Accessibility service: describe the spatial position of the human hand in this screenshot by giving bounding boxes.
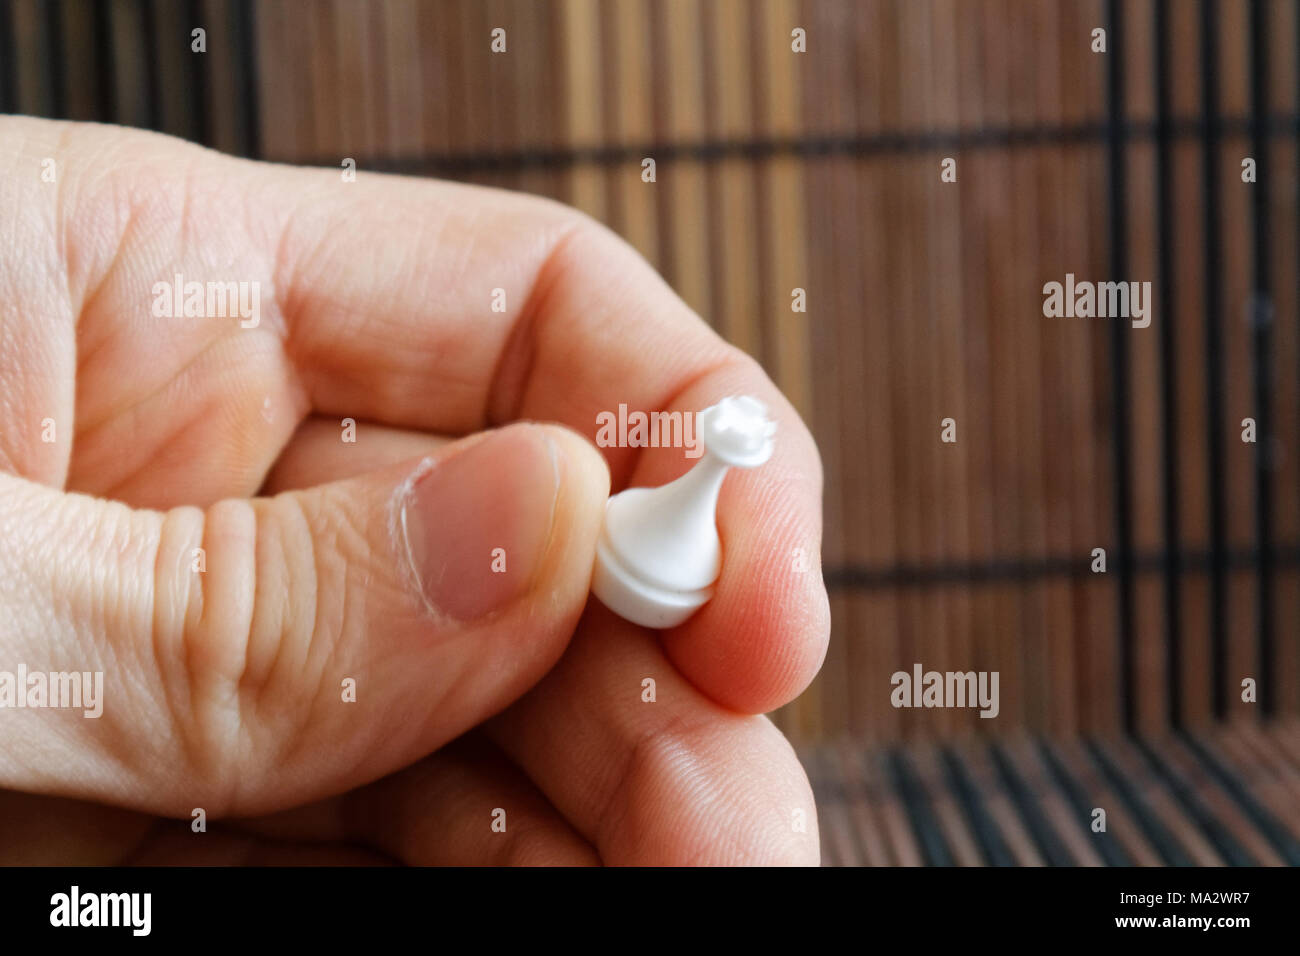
[0,117,828,865]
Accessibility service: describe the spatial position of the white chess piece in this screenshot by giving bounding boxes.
[591,395,777,628]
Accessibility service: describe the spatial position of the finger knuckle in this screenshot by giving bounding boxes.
[162,493,360,807]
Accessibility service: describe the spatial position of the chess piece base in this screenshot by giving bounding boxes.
[591,510,713,628]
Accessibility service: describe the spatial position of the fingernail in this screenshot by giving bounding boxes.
[401,427,560,621]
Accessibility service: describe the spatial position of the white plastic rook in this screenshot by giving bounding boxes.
[591,395,777,628]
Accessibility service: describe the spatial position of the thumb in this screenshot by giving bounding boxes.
[0,423,608,817]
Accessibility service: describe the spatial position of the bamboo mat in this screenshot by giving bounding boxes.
[805,717,1300,866]
[2,0,1297,746]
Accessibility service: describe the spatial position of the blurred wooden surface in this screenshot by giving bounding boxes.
[804,717,1300,865]
[4,0,1297,747]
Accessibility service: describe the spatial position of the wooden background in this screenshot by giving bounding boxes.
[3,0,1297,747]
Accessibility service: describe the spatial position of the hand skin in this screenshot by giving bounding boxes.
[0,117,829,866]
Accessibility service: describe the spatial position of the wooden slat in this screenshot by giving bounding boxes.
[1123,0,1169,736]
[909,743,985,865]
[307,0,340,158]
[952,739,1047,866]
[558,0,605,221]
[606,0,657,266]
[926,0,977,737]
[1030,0,1074,738]
[1232,721,1300,805]
[1051,738,1164,865]
[704,0,760,357]
[1156,734,1285,865]
[659,0,711,319]
[833,741,895,866]
[10,0,55,116]
[1266,0,1300,719]
[1205,725,1300,844]
[756,0,811,421]
[804,748,863,866]
[107,0,150,129]
[1266,717,1300,769]
[1096,737,1226,865]
[1001,736,1105,865]
[859,747,926,866]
